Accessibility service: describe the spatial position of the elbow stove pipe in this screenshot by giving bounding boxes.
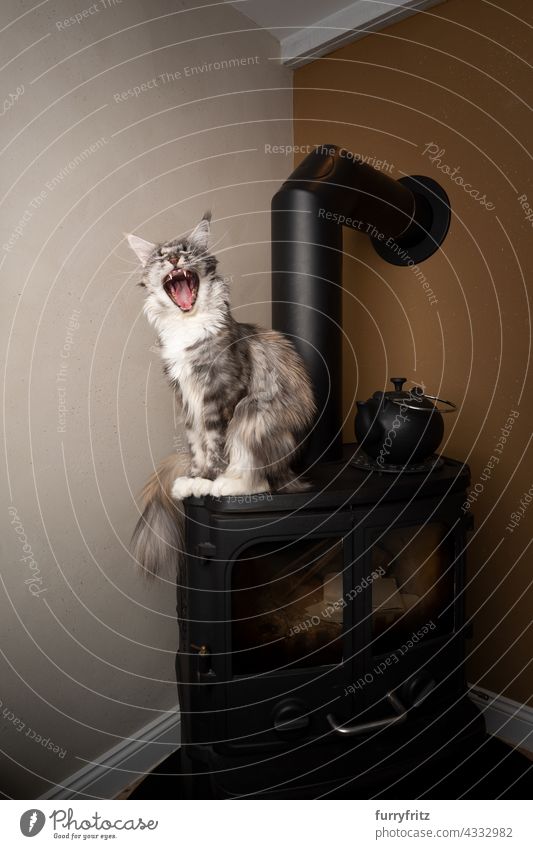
[271,144,451,465]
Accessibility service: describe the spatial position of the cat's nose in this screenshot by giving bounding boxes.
[169,255,179,266]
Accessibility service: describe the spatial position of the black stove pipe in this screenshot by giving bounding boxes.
[271,143,450,466]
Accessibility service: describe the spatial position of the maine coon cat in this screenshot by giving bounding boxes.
[127,213,315,576]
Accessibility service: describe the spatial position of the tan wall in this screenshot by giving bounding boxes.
[294,0,533,705]
[0,0,292,797]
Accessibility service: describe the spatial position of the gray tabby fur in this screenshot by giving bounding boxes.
[127,213,315,577]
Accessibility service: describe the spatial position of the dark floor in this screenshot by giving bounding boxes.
[129,736,533,800]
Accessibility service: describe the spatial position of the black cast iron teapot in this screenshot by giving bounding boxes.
[354,377,456,466]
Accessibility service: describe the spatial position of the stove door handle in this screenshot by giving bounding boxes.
[326,690,408,736]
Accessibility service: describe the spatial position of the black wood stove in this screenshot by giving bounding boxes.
[174,146,484,798]
[176,449,483,798]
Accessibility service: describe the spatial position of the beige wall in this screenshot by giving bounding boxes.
[294,0,533,705]
[0,0,292,798]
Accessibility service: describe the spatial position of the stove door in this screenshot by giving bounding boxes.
[232,535,346,675]
[215,511,359,748]
[350,497,467,724]
[369,519,456,655]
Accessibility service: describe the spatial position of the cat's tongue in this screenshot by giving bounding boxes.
[173,278,195,310]
[164,269,198,311]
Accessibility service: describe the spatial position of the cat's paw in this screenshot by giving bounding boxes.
[172,476,214,499]
[190,477,213,497]
[210,476,269,497]
[171,476,197,499]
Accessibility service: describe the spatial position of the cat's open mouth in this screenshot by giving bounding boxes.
[163,268,200,311]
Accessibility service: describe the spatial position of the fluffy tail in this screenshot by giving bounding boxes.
[131,453,189,579]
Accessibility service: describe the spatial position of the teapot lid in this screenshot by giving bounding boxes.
[384,377,434,410]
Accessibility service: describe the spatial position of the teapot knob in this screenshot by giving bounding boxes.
[391,377,407,393]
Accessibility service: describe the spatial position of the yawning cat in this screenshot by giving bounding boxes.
[127,213,315,576]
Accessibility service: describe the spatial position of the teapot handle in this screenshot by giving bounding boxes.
[423,394,457,413]
[390,394,457,413]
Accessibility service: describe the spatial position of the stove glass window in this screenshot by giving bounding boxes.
[370,522,455,656]
[232,537,344,675]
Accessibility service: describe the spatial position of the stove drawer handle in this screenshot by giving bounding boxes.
[326,690,408,736]
[327,680,436,736]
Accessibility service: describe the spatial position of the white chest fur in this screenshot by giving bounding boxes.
[158,315,211,424]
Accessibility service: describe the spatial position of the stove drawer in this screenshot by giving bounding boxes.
[223,666,345,746]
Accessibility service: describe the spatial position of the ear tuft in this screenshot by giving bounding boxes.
[188,213,211,250]
[126,233,156,266]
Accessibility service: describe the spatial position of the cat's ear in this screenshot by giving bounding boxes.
[126,233,156,265]
[188,212,211,251]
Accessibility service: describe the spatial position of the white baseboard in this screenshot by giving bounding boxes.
[469,684,533,753]
[40,707,181,800]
